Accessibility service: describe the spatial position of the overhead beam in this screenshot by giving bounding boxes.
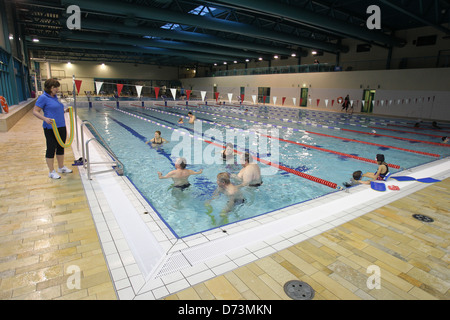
[378,0,450,35]
[79,19,308,57]
[204,0,406,47]
[61,0,347,53]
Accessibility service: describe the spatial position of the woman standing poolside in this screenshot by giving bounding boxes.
[32,79,72,179]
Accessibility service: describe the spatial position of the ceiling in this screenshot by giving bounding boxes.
[11,0,450,67]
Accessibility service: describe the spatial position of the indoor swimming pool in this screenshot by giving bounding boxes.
[76,101,450,239]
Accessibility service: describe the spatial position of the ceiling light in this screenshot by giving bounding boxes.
[312,50,317,55]
[274,55,279,59]
[214,63,217,66]
[32,38,39,42]
[258,57,263,61]
[9,34,13,40]
[245,59,250,62]
[291,53,296,57]
[233,61,237,64]
[223,62,227,65]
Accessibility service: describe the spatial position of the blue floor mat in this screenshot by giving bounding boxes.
[416,177,441,183]
[390,176,416,181]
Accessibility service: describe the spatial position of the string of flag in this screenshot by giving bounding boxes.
[73,80,436,107]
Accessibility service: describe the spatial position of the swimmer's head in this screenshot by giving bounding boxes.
[175,157,187,169]
[217,172,230,185]
[442,136,448,143]
[352,170,362,181]
[155,130,161,137]
[240,152,253,165]
[226,142,233,149]
[376,154,385,163]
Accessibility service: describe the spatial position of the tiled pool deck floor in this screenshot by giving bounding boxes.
[1,109,449,300]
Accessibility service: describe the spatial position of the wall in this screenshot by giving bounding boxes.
[40,61,179,95]
[180,68,450,121]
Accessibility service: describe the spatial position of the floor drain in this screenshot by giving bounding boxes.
[283,280,315,300]
[412,214,434,223]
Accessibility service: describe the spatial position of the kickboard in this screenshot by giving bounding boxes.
[371,181,386,192]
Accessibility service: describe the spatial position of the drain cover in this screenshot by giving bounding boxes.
[412,214,434,223]
[284,280,315,300]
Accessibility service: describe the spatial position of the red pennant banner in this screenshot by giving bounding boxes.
[215,92,220,102]
[74,80,82,94]
[116,84,123,96]
[154,87,160,99]
[300,98,303,106]
[240,94,245,102]
[282,97,286,105]
[186,90,191,100]
[331,99,334,107]
[317,99,320,106]
[263,96,267,104]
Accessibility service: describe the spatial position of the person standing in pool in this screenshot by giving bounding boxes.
[157,157,202,190]
[362,154,389,181]
[207,172,245,215]
[187,112,196,123]
[145,130,168,145]
[232,152,262,187]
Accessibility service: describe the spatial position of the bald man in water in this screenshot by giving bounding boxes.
[157,157,202,190]
[232,152,262,188]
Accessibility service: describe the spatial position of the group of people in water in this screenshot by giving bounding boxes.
[157,152,262,215]
[146,112,262,215]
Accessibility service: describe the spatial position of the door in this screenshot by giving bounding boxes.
[362,89,376,113]
[258,87,270,104]
[300,88,308,107]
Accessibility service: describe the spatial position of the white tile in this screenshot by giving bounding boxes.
[211,260,238,276]
[233,253,258,267]
[186,269,215,286]
[166,278,190,295]
[106,253,123,270]
[115,278,131,291]
[117,287,135,300]
[151,286,169,300]
[125,264,142,277]
[110,267,128,281]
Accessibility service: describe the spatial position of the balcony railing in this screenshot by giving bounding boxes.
[208,55,450,78]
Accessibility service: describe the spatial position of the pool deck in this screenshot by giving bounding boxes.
[0,108,449,300]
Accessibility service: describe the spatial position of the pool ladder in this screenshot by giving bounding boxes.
[80,120,124,180]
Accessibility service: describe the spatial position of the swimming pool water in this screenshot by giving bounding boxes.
[77,101,450,237]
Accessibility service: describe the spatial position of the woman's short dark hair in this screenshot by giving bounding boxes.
[44,79,60,94]
[376,154,385,163]
[353,170,362,180]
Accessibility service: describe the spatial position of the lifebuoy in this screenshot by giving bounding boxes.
[336,96,344,104]
[0,96,9,113]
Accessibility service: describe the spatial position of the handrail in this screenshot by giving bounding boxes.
[80,120,124,179]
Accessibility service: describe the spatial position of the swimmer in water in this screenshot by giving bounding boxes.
[207,172,245,216]
[187,112,196,124]
[145,130,168,145]
[157,157,202,191]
